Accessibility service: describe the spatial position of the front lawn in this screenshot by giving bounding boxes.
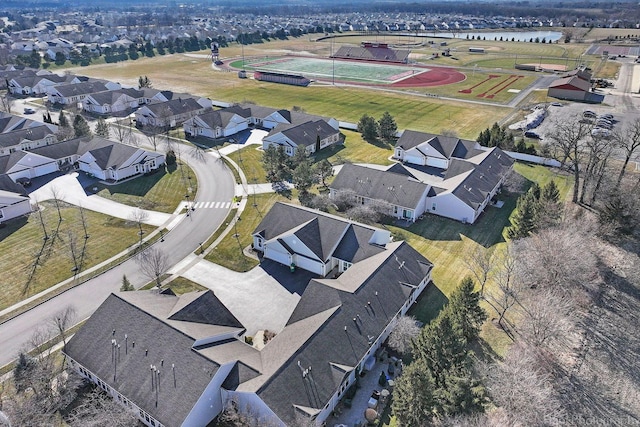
[91,162,197,213]
[0,202,154,311]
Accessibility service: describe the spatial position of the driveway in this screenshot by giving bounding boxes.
[29,172,174,228]
[178,258,316,335]
[219,128,268,155]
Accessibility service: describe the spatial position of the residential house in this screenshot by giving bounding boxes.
[47,80,120,106]
[182,105,251,139]
[0,173,31,224]
[329,163,431,222]
[0,125,58,156]
[0,112,58,135]
[8,73,80,96]
[0,136,165,182]
[134,98,209,128]
[252,202,392,276]
[330,131,514,224]
[262,119,342,156]
[64,202,434,427]
[82,88,145,115]
[393,130,481,168]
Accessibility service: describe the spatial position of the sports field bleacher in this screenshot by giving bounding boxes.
[332,42,410,63]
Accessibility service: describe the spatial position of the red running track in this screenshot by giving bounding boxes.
[391,67,466,88]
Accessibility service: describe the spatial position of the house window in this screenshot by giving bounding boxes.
[340,260,352,272]
[432,203,436,211]
[393,206,399,215]
[0,210,4,219]
[285,147,293,155]
[355,196,365,205]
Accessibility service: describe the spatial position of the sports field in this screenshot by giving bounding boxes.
[236,56,466,86]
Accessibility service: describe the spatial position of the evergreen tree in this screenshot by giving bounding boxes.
[120,274,134,291]
[58,110,69,128]
[292,150,316,195]
[357,114,378,142]
[73,114,92,138]
[262,144,289,184]
[392,359,436,427]
[412,310,468,388]
[529,182,541,200]
[434,365,485,417]
[313,159,334,187]
[95,117,109,138]
[540,180,560,204]
[378,111,398,144]
[507,189,537,239]
[138,75,153,88]
[448,277,487,342]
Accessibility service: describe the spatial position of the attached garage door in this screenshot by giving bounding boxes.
[32,162,58,178]
[265,245,291,266]
[294,254,324,275]
[404,154,425,166]
[426,157,448,169]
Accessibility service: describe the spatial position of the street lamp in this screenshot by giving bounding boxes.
[233,217,241,238]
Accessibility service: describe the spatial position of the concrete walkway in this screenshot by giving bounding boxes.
[29,172,174,228]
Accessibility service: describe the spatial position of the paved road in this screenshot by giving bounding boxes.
[0,147,235,367]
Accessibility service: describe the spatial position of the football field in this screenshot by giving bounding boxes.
[242,56,426,84]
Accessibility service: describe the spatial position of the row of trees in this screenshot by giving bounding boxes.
[392,277,487,425]
[357,111,398,145]
[477,122,537,154]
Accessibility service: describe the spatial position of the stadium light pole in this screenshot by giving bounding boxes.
[331,36,335,85]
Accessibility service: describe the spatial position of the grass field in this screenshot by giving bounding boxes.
[68,53,509,140]
[92,162,197,213]
[238,56,424,84]
[0,202,153,311]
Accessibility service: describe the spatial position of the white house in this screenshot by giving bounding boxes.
[47,81,120,106]
[82,88,144,115]
[0,150,59,181]
[262,119,341,156]
[0,126,58,156]
[329,163,432,222]
[393,130,478,169]
[182,106,250,139]
[0,174,31,224]
[135,98,209,128]
[75,136,166,181]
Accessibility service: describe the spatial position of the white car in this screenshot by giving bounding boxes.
[592,127,611,137]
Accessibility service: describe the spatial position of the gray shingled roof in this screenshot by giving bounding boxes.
[0,125,54,148]
[256,241,433,426]
[87,88,143,105]
[145,98,204,116]
[330,163,429,209]
[78,136,140,170]
[396,130,479,160]
[253,202,384,263]
[276,120,338,148]
[52,81,109,97]
[0,173,27,195]
[64,293,223,427]
[450,147,514,210]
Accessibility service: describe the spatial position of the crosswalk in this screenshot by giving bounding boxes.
[191,201,233,209]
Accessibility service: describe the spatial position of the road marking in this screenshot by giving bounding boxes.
[191,201,233,208]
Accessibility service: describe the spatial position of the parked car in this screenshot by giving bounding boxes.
[551,102,563,107]
[583,110,597,118]
[599,114,614,121]
[524,131,542,139]
[23,107,35,114]
[592,127,611,137]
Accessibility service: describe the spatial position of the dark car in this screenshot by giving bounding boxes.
[524,131,541,139]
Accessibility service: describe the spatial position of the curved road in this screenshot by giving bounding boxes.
[0,147,235,367]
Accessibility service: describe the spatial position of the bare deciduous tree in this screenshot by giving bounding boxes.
[49,185,65,224]
[51,305,77,350]
[613,118,640,187]
[136,246,169,286]
[388,315,421,355]
[462,246,496,297]
[128,208,149,246]
[546,115,590,203]
[0,91,14,113]
[64,387,138,427]
[516,288,574,348]
[110,121,135,146]
[486,245,523,331]
[482,343,566,426]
